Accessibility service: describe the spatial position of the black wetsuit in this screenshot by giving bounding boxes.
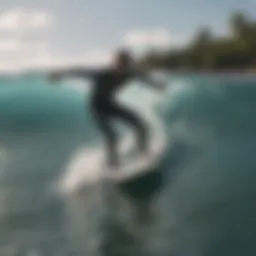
[89,69,149,167]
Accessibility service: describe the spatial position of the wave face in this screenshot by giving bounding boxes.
[0,73,255,255]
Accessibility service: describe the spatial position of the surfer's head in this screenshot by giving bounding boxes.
[113,49,133,71]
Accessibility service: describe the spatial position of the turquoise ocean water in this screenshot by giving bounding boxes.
[0,73,256,255]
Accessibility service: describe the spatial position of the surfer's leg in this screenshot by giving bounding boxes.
[111,103,149,154]
[92,109,119,168]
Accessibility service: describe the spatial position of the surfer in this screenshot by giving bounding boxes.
[49,49,165,168]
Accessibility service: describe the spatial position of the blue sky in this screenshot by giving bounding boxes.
[0,0,255,71]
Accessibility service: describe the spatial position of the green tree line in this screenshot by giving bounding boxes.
[140,12,256,71]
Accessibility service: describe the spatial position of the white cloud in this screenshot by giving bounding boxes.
[0,46,114,73]
[0,39,21,52]
[122,28,190,49]
[0,38,49,54]
[0,9,53,31]
[122,28,171,47]
[28,49,113,70]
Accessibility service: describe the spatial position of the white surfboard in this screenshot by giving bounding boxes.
[59,109,167,194]
[105,124,167,183]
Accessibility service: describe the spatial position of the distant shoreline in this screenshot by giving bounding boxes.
[159,68,256,76]
[0,68,256,78]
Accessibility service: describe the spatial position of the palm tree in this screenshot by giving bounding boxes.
[230,12,251,38]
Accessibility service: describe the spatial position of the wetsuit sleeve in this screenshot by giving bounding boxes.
[48,68,100,82]
[63,68,97,78]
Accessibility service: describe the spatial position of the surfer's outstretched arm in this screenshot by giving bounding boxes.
[48,68,97,82]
